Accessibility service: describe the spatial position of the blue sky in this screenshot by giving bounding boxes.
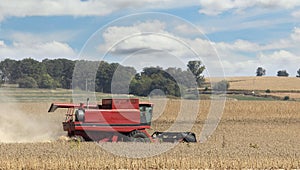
[0,0,300,76]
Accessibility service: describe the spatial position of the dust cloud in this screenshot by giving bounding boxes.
[0,96,63,143]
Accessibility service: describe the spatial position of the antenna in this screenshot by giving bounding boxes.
[87,98,89,109]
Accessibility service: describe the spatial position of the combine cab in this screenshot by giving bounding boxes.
[48,98,196,142]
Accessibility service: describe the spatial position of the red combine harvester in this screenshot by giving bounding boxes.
[48,98,196,142]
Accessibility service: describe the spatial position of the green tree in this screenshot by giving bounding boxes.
[0,59,18,83]
[95,61,137,93]
[110,65,136,94]
[166,67,197,88]
[19,58,47,80]
[212,80,229,92]
[95,61,116,93]
[129,74,152,96]
[297,68,300,77]
[73,60,98,91]
[256,67,266,76]
[187,60,205,87]
[38,73,56,89]
[17,76,38,88]
[129,67,180,97]
[277,70,289,77]
[43,59,75,88]
[0,70,3,86]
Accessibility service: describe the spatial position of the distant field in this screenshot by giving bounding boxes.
[0,87,72,102]
[208,76,300,91]
[265,92,300,99]
[206,76,300,101]
[0,86,137,103]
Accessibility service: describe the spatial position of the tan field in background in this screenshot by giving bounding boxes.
[0,99,300,169]
[208,76,300,91]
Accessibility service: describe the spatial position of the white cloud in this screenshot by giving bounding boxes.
[199,0,300,15]
[98,20,228,76]
[291,27,300,42]
[185,38,217,57]
[262,27,300,51]
[101,20,215,59]
[217,39,260,52]
[0,40,5,47]
[195,27,300,76]
[259,50,300,65]
[211,27,300,54]
[209,48,300,76]
[258,50,300,76]
[292,10,300,18]
[174,23,207,35]
[211,32,300,76]
[101,20,169,52]
[0,0,111,21]
[0,0,199,22]
[0,40,76,60]
[102,20,166,47]
[0,30,78,60]
[101,20,220,58]
[221,59,259,76]
[199,0,242,16]
[93,20,300,76]
[5,31,79,44]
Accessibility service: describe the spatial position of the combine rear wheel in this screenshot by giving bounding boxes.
[71,135,85,142]
[129,130,150,142]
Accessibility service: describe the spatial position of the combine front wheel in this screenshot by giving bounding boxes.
[129,130,150,142]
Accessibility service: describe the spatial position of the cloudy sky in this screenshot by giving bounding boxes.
[0,0,300,76]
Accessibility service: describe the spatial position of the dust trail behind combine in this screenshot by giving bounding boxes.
[0,95,63,143]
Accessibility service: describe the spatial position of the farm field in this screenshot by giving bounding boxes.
[1,77,300,169]
[0,97,300,169]
[207,76,300,101]
[0,85,114,103]
[221,76,300,91]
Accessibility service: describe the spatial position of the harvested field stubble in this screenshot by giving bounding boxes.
[0,100,300,169]
[213,76,300,91]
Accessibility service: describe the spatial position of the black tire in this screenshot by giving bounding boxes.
[128,130,151,142]
[183,133,197,142]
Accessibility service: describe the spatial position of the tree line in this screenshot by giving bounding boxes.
[256,67,300,77]
[0,58,205,97]
[0,58,74,89]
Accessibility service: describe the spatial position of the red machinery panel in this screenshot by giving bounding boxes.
[102,98,139,110]
[84,109,141,124]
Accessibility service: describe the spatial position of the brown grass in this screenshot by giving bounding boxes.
[0,99,300,169]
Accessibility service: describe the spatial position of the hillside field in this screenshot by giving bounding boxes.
[207,76,300,101]
[208,76,300,91]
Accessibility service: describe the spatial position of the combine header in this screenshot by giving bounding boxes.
[48,98,196,142]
